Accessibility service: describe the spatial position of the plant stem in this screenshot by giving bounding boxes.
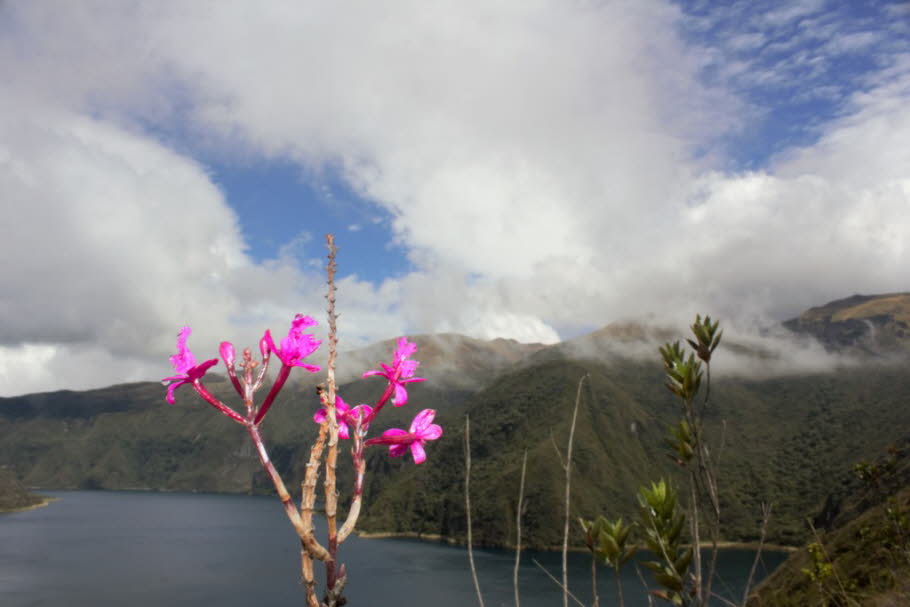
[465,414,485,607]
[338,413,366,543]
[245,423,329,561]
[514,449,527,607]
[299,410,331,563]
[253,363,291,425]
[323,234,341,601]
[531,559,587,607]
[562,374,586,607]
[615,566,625,607]
[191,381,245,424]
[690,470,703,605]
[590,556,599,607]
[740,502,772,606]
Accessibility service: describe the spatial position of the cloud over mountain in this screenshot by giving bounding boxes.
[0,1,907,395]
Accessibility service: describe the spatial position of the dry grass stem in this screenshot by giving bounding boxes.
[531,559,587,607]
[740,502,773,606]
[562,374,587,607]
[465,414,485,607]
[514,449,528,607]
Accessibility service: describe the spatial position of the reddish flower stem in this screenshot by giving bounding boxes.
[191,381,245,424]
[224,364,245,399]
[253,364,291,425]
[338,414,367,543]
[363,381,395,424]
[365,432,416,446]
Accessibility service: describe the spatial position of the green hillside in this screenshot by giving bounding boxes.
[357,354,910,549]
[750,439,910,606]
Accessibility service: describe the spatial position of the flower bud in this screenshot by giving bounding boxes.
[219,341,236,368]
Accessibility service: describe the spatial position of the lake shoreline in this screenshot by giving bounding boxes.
[356,530,798,553]
[0,495,57,514]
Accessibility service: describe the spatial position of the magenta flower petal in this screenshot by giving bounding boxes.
[393,384,408,407]
[363,337,425,410]
[382,427,410,458]
[394,337,418,362]
[389,443,409,458]
[410,441,427,464]
[336,423,351,440]
[165,380,182,405]
[314,396,352,439]
[350,404,373,421]
[420,424,443,441]
[168,327,197,374]
[162,328,218,404]
[409,409,436,433]
[267,315,322,370]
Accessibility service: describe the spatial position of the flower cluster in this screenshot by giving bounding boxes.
[161,319,441,465]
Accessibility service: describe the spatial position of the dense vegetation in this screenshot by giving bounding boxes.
[0,466,47,512]
[751,439,910,605]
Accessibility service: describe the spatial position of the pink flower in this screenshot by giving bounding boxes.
[366,409,442,464]
[363,337,425,407]
[313,395,373,439]
[263,314,321,371]
[162,327,218,404]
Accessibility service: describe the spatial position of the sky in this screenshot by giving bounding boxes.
[0,0,908,396]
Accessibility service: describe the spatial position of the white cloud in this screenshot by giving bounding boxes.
[0,1,908,394]
[0,97,401,395]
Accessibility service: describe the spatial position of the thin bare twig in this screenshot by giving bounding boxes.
[690,469,703,604]
[740,502,773,606]
[635,564,656,607]
[709,592,740,607]
[465,415,485,607]
[550,432,566,470]
[591,556,600,607]
[531,559,587,607]
[514,449,528,607]
[562,374,587,607]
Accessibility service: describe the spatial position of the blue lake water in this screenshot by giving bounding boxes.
[0,491,786,606]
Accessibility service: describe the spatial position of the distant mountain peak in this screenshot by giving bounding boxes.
[784,292,910,354]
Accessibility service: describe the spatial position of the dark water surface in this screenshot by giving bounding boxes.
[1,491,786,606]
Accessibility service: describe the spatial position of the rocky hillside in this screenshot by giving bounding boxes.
[784,293,910,354]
